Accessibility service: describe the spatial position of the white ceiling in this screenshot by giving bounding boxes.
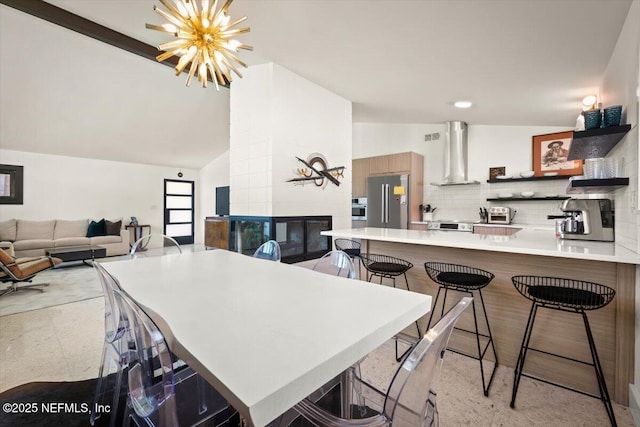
[0,0,633,168]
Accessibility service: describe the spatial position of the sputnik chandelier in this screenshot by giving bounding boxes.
[146,0,252,89]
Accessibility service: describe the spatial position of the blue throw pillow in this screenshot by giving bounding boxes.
[86,219,106,237]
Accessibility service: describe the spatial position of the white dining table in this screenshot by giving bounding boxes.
[101,249,431,427]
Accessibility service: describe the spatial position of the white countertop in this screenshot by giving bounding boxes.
[323,227,640,264]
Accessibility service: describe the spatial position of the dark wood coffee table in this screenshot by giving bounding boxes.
[45,245,107,266]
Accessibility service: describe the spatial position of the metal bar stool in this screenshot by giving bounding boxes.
[360,253,420,361]
[334,238,361,278]
[510,276,616,426]
[424,262,498,396]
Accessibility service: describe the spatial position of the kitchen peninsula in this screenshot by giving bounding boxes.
[322,227,640,404]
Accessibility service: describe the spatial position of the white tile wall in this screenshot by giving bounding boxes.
[425,179,573,226]
[608,127,639,253]
[230,63,353,228]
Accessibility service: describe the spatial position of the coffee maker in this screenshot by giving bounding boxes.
[559,198,614,242]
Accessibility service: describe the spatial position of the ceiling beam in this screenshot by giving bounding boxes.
[0,0,226,86]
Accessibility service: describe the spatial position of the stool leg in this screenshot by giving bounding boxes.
[472,292,498,396]
[426,287,444,330]
[511,302,538,408]
[440,287,450,320]
[395,273,422,362]
[582,311,617,426]
[477,290,498,396]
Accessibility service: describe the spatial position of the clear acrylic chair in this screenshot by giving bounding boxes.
[252,240,281,262]
[312,250,357,278]
[113,288,236,427]
[334,238,362,277]
[283,297,473,427]
[129,234,182,259]
[90,262,131,427]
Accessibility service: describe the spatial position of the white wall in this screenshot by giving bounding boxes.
[601,0,640,255]
[230,63,352,229]
[196,150,230,243]
[353,123,572,225]
[0,149,197,245]
[599,0,640,422]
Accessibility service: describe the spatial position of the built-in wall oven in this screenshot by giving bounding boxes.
[352,197,367,220]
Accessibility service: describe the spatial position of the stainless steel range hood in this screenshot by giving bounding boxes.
[430,121,480,186]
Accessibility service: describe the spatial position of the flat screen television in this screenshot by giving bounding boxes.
[215,186,230,216]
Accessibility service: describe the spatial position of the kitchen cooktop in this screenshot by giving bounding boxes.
[427,219,479,232]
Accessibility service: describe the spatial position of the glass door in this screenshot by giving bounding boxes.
[164,179,194,245]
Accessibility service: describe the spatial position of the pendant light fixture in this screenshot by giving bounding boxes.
[146,0,253,89]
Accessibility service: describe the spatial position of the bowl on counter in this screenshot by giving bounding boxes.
[497,192,513,199]
[520,171,535,178]
[496,175,510,180]
[520,191,535,198]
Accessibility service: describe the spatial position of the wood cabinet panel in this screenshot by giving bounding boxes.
[368,155,389,175]
[351,158,370,197]
[388,152,411,173]
[205,218,229,249]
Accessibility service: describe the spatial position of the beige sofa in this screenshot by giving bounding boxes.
[0,219,129,258]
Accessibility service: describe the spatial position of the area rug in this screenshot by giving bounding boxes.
[0,264,102,317]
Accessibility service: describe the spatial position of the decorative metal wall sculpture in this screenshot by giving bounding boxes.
[288,153,345,188]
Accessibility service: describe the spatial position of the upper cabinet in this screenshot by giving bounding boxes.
[368,152,413,176]
[352,158,370,197]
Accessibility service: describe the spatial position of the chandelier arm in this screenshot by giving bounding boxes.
[222,16,247,30]
[185,55,200,86]
[206,61,221,90]
[182,0,198,21]
[207,0,219,21]
[220,0,234,14]
[159,0,187,22]
[218,48,247,68]
[153,6,185,28]
[219,27,250,37]
[217,52,243,78]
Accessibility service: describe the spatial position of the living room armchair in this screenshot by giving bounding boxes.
[0,248,62,297]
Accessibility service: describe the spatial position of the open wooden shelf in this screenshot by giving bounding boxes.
[566,177,629,194]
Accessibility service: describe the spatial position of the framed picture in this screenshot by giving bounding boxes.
[532,131,583,177]
[0,164,24,205]
[489,166,506,180]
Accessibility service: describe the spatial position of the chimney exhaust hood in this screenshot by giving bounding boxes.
[430,121,480,186]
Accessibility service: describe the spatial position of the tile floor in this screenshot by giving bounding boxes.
[0,252,636,426]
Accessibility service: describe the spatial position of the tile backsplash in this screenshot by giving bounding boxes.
[424,179,588,227]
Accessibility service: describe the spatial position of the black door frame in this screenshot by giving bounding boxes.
[163,179,195,245]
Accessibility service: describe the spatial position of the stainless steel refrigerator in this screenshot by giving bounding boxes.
[366,175,409,229]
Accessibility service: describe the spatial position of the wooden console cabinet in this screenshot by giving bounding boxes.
[204,217,229,249]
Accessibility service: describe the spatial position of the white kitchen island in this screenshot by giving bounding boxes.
[322,226,640,405]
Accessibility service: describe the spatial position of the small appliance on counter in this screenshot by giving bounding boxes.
[487,207,517,225]
[558,198,614,242]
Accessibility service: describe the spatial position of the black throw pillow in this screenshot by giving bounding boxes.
[105,219,122,236]
[86,219,106,237]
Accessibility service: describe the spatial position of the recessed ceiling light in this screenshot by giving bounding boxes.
[454,101,473,109]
